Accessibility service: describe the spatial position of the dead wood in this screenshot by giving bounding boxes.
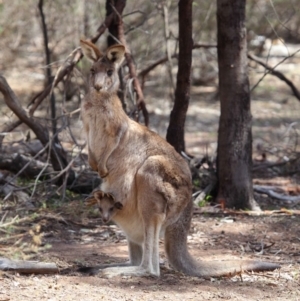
[2,140,44,157]
[253,185,300,204]
[0,120,22,148]
[0,153,52,179]
[0,152,101,194]
[0,257,58,274]
[0,75,73,185]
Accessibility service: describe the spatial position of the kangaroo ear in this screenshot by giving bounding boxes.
[85,196,97,207]
[106,44,125,67]
[80,39,102,62]
[114,202,123,210]
[93,190,104,200]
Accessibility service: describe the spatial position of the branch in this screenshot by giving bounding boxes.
[0,76,73,183]
[138,54,178,88]
[0,120,22,148]
[254,185,300,204]
[248,53,300,101]
[138,44,216,85]
[193,43,217,49]
[28,47,82,115]
[27,11,116,113]
[0,257,58,274]
[113,1,149,126]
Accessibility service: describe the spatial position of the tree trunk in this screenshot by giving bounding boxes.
[166,0,193,154]
[216,0,260,210]
[106,0,118,47]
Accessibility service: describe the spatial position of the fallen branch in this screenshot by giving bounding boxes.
[0,120,22,148]
[254,185,300,203]
[0,151,100,194]
[0,215,33,228]
[193,207,300,216]
[0,257,58,274]
[0,76,72,185]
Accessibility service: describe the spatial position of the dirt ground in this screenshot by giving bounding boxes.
[1,198,300,301]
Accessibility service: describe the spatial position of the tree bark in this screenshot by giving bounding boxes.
[166,0,193,154]
[216,0,259,210]
[38,0,58,141]
[106,0,122,47]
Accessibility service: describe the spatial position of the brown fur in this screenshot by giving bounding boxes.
[79,39,280,278]
[85,190,123,224]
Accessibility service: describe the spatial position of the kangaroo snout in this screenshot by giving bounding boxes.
[94,83,103,91]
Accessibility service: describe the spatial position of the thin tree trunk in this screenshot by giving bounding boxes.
[38,0,57,141]
[216,0,260,210]
[166,0,193,153]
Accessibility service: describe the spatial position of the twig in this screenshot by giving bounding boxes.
[0,76,72,183]
[138,44,216,86]
[0,142,50,194]
[248,51,300,100]
[0,215,32,228]
[27,11,116,113]
[0,120,22,148]
[28,47,82,115]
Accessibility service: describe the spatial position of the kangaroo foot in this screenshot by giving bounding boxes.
[100,266,158,278]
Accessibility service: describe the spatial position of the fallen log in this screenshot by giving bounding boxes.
[254,185,300,204]
[0,257,59,274]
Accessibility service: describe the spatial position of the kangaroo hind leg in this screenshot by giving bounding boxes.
[100,162,166,278]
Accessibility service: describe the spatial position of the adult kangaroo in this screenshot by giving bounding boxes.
[79,39,280,278]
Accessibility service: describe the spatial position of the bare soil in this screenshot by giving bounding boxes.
[1,201,300,301]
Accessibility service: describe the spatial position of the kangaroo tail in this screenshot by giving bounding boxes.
[164,202,280,277]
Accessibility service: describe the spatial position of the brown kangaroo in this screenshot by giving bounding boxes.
[79,39,280,278]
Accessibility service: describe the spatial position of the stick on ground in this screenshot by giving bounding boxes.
[0,257,59,274]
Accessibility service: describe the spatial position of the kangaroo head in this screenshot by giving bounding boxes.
[92,191,123,224]
[80,39,125,94]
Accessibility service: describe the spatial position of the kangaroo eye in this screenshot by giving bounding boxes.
[107,69,113,76]
[109,207,114,212]
[90,68,96,75]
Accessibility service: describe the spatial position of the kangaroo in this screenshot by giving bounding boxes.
[79,39,280,278]
[85,190,123,223]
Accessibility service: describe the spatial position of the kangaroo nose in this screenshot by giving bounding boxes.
[94,83,102,91]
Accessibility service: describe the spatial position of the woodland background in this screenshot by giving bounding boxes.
[0,1,300,300]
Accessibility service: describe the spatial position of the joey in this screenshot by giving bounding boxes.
[85,191,123,223]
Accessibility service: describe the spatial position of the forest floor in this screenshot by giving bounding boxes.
[0,204,299,301]
[1,55,300,300]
